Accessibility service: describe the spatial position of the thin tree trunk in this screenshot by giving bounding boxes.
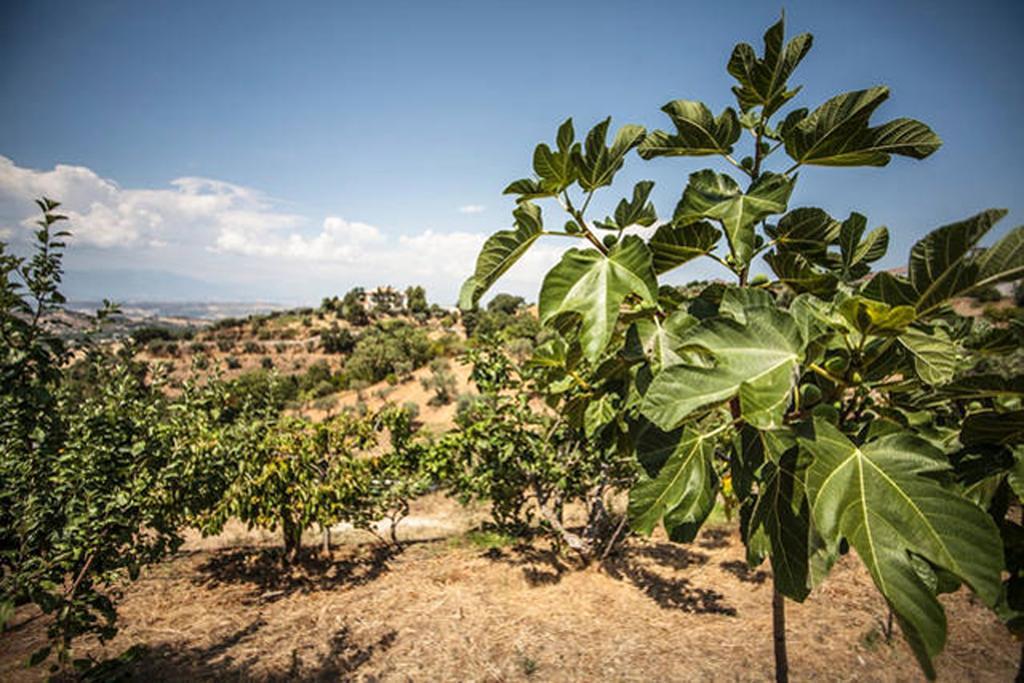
[772,587,789,683]
[282,517,301,565]
[533,483,591,558]
[321,525,331,556]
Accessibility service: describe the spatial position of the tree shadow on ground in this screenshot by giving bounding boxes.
[100,619,396,682]
[697,526,732,549]
[482,542,571,587]
[192,543,397,603]
[479,534,736,615]
[603,541,737,616]
[719,559,769,585]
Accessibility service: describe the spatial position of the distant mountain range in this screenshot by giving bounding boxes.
[63,268,250,302]
[65,300,292,321]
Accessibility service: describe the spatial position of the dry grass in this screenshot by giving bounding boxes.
[1,495,1016,682]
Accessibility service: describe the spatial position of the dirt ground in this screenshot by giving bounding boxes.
[0,493,1017,682]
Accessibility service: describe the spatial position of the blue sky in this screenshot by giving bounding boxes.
[1,0,1021,304]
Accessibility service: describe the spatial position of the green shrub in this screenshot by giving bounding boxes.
[343,320,432,385]
[320,324,357,354]
[421,358,458,406]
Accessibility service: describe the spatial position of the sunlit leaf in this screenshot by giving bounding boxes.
[803,420,1003,677]
[539,235,657,360]
[899,327,957,386]
[459,202,544,309]
[572,118,646,192]
[727,14,813,117]
[596,181,658,231]
[784,87,940,167]
[638,100,741,158]
[674,170,793,267]
[641,306,804,430]
[648,221,722,274]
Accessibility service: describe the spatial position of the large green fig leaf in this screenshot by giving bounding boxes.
[976,225,1024,287]
[718,287,775,323]
[765,251,838,297]
[784,87,941,167]
[839,212,889,279]
[502,177,554,202]
[961,411,1024,447]
[572,118,646,192]
[802,420,1003,677]
[539,235,657,361]
[674,170,794,267]
[504,119,580,201]
[837,297,916,337]
[637,100,741,158]
[727,15,813,117]
[863,210,1022,315]
[909,209,1008,314]
[641,306,804,430]
[629,425,718,542]
[747,447,812,601]
[532,117,579,194]
[459,202,543,309]
[595,181,657,231]
[899,327,957,386]
[765,207,840,263]
[625,311,699,371]
[648,221,722,274]
[861,271,919,307]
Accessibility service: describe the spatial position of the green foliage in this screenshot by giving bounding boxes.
[340,287,370,326]
[0,201,232,666]
[320,323,357,354]
[205,404,428,558]
[342,319,432,386]
[457,14,1020,679]
[420,358,458,406]
[130,325,191,346]
[405,285,428,315]
[487,293,526,315]
[427,344,636,558]
[971,284,1003,303]
[467,293,542,347]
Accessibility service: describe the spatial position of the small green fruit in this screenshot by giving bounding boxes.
[800,384,822,406]
[812,404,839,424]
[824,355,849,374]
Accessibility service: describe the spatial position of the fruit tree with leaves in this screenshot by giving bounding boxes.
[459,15,1023,681]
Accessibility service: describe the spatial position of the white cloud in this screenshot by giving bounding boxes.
[213,215,384,261]
[457,204,486,214]
[0,155,569,303]
[0,155,303,249]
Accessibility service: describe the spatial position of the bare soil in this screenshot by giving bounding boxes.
[1,494,1016,682]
